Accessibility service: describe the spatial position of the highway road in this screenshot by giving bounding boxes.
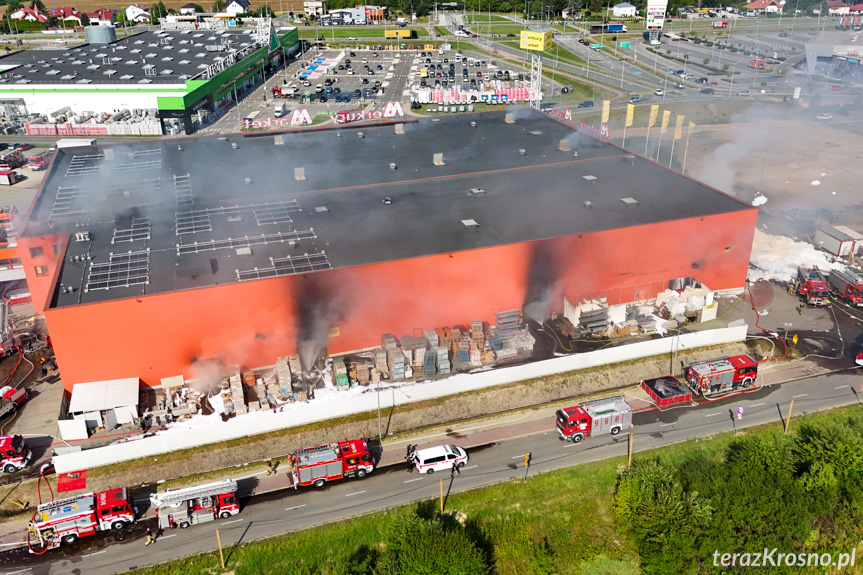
[2,369,861,575]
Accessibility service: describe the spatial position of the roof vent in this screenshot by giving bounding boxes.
[469,188,485,196]
[583,201,592,209]
[518,148,526,156]
[433,153,444,166]
[358,131,364,138]
[294,167,305,181]
[621,197,638,205]
[583,175,597,182]
[245,177,252,184]
[231,142,238,149]
[461,219,479,228]
[558,139,570,151]
[315,206,329,213]
[75,231,90,242]
[470,121,477,127]
[505,112,515,124]
[389,162,397,170]
[394,123,404,134]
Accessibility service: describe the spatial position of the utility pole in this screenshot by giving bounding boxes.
[627,433,633,467]
[784,400,794,433]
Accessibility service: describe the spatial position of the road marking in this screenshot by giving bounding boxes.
[793,394,808,398]
[511,455,525,459]
[6,569,31,574]
[404,477,422,483]
[346,490,366,497]
[83,550,106,558]
[238,471,268,479]
[835,385,849,389]
[750,402,765,408]
[660,423,674,427]
[285,504,306,511]
[462,465,478,470]
[706,412,721,417]
[159,534,177,540]
[221,518,243,525]
[563,441,581,448]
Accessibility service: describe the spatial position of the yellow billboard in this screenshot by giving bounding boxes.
[519,30,553,51]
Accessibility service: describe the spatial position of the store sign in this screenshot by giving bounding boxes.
[244,102,405,129]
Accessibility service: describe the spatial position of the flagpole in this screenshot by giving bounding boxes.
[656,133,662,163]
[622,123,628,149]
[644,125,650,156]
[668,138,676,169]
[682,145,689,175]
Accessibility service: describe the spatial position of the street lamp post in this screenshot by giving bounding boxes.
[729,61,738,97]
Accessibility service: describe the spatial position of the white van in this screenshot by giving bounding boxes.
[274,104,287,118]
[413,445,468,474]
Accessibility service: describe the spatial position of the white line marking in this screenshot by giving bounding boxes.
[563,441,581,448]
[660,423,674,427]
[793,394,808,398]
[706,412,721,417]
[462,465,478,470]
[221,518,243,525]
[6,569,31,574]
[751,403,765,408]
[159,534,177,540]
[237,471,268,480]
[285,504,306,511]
[404,477,422,483]
[346,490,366,497]
[83,550,106,558]
[835,385,849,389]
[512,455,525,459]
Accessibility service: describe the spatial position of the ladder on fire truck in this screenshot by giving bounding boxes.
[294,443,340,465]
[36,492,92,516]
[150,479,237,508]
[580,395,626,412]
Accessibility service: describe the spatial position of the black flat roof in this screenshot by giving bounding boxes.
[25,109,753,309]
[0,28,288,86]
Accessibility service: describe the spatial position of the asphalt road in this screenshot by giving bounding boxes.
[3,369,861,575]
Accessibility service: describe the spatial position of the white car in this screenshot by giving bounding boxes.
[348,36,358,40]
[654,88,664,96]
[816,113,832,120]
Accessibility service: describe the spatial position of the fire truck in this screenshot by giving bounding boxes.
[290,437,375,488]
[0,333,21,358]
[0,386,27,421]
[28,487,135,551]
[272,85,297,98]
[555,395,633,443]
[685,355,758,396]
[712,20,728,28]
[150,478,240,529]
[797,266,830,306]
[856,343,863,367]
[827,268,863,307]
[0,150,25,170]
[0,434,31,473]
[27,152,49,171]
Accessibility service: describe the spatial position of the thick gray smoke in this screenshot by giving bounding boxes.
[295,274,346,373]
[523,242,559,324]
[187,357,224,394]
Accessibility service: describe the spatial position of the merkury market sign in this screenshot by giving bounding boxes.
[244,101,406,129]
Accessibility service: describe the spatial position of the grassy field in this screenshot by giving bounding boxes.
[297,27,427,39]
[464,14,513,23]
[127,405,863,575]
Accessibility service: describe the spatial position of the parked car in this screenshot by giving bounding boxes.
[700,88,715,94]
[628,95,641,103]
[673,82,684,89]
[707,81,718,87]
[737,90,751,96]
[816,113,832,120]
[577,100,594,108]
[348,36,359,40]
[654,88,664,96]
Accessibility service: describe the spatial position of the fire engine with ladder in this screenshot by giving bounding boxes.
[150,478,240,529]
[290,438,375,488]
[685,355,758,396]
[555,395,633,443]
[797,266,830,306]
[27,488,135,552]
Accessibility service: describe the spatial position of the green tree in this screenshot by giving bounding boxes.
[212,0,226,11]
[193,3,204,11]
[149,0,167,23]
[6,1,23,15]
[374,509,489,575]
[703,57,710,65]
[79,12,90,26]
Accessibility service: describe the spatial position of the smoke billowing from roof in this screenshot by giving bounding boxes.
[523,242,560,324]
[295,273,347,373]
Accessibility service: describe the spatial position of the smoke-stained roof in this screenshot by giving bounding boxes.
[25,109,754,309]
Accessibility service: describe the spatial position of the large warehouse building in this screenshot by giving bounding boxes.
[19,110,758,392]
[0,23,298,135]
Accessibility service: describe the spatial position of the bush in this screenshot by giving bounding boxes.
[703,57,710,65]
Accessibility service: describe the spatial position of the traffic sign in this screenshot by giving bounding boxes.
[737,406,743,421]
[621,42,630,47]
[590,43,604,48]
[634,70,642,74]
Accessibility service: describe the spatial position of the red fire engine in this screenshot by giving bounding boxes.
[0,434,31,473]
[685,355,758,396]
[798,266,830,306]
[27,152,49,171]
[856,344,863,367]
[28,487,135,551]
[290,437,375,488]
[0,150,24,170]
[150,478,239,529]
[556,395,633,443]
[828,268,863,307]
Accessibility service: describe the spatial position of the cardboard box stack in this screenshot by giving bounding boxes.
[275,356,292,394]
[372,348,388,378]
[356,362,370,385]
[436,346,450,374]
[388,347,405,380]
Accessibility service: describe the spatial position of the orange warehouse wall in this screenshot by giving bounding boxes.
[41,209,756,391]
[17,234,67,315]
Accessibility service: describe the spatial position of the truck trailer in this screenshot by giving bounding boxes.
[827,268,863,306]
[150,478,240,529]
[555,395,633,443]
[798,266,830,306]
[606,23,627,32]
[28,487,135,551]
[290,437,375,488]
[685,355,758,396]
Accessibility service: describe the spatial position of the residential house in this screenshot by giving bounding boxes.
[826,0,851,13]
[742,0,783,13]
[303,1,327,16]
[612,2,636,17]
[87,8,116,25]
[51,7,84,25]
[126,3,151,22]
[8,8,48,22]
[179,3,198,14]
[225,0,250,15]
